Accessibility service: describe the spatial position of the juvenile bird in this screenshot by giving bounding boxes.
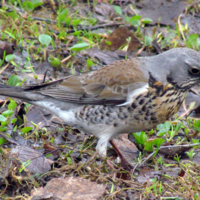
[0,48,200,157]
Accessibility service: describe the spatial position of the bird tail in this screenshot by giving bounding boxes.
[0,84,42,102]
[0,78,64,102]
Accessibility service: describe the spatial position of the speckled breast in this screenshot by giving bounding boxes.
[127,85,187,130]
[75,85,187,133]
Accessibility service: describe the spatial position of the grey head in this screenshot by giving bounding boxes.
[146,48,200,90]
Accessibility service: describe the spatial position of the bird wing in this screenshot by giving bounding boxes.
[25,59,149,105]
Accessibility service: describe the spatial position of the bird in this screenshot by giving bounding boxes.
[0,47,200,157]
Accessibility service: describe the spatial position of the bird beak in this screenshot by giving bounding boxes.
[189,88,200,95]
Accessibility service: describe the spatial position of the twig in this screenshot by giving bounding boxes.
[66,22,123,34]
[32,17,123,34]
[42,67,50,83]
[0,63,10,75]
[139,143,200,166]
[32,17,58,24]
[61,55,72,64]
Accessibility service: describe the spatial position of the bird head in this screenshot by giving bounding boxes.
[165,48,200,91]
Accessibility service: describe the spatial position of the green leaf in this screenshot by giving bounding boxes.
[48,57,61,69]
[72,19,81,27]
[144,138,165,152]
[32,0,43,8]
[2,110,14,117]
[38,34,52,46]
[175,122,181,133]
[70,43,90,52]
[7,11,19,20]
[0,127,7,132]
[193,120,200,128]
[184,127,189,135]
[114,5,122,15]
[22,1,34,12]
[50,137,55,143]
[132,131,147,145]
[13,125,17,132]
[8,0,15,3]
[141,18,153,24]
[186,33,198,49]
[21,127,33,134]
[0,115,6,122]
[61,8,69,16]
[8,100,17,110]
[87,59,93,67]
[144,140,154,152]
[0,59,3,67]
[149,129,154,135]
[45,153,52,158]
[73,30,82,36]
[129,15,141,27]
[65,17,71,27]
[0,137,7,145]
[67,157,73,165]
[125,16,131,23]
[144,35,152,46]
[1,121,7,126]
[192,138,199,144]
[8,75,20,86]
[157,129,168,137]
[5,54,15,62]
[153,138,165,147]
[4,31,16,39]
[105,40,112,46]
[12,118,17,124]
[58,8,69,23]
[157,122,171,136]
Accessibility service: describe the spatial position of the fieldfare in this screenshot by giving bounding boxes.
[0,48,200,157]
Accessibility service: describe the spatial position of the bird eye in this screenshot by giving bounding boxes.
[190,67,200,75]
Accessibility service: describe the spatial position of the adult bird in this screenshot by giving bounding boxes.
[0,48,200,157]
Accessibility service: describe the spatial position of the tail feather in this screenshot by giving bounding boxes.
[0,84,44,102]
[0,83,80,111]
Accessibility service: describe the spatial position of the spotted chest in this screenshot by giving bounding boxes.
[128,86,187,128]
[75,85,187,131]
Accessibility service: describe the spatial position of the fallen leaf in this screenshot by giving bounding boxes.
[10,145,53,174]
[31,177,105,200]
[0,40,14,59]
[100,26,140,51]
[111,134,139,170]
[26,105,50,129]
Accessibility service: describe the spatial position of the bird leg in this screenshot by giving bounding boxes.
[96,136,109,158]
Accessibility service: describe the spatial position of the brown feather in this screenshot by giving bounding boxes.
[0,58,148,105]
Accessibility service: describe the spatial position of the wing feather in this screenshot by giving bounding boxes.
[24,58,149,105]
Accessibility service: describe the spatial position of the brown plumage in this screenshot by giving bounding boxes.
[0,47,200,157]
